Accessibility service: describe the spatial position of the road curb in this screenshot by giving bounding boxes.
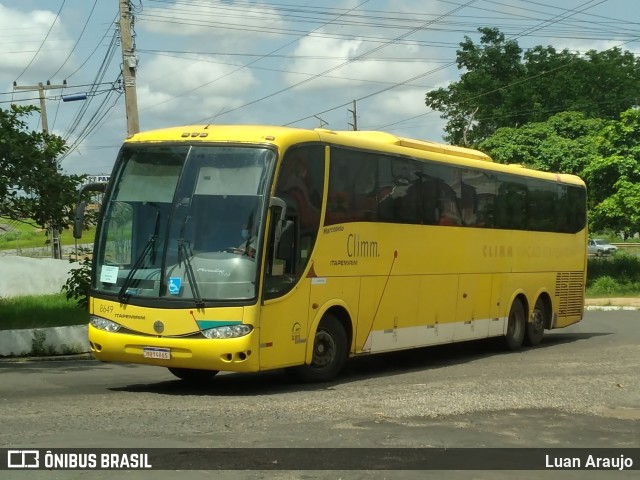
[0,352,94,363]
[0,325,89,358]
[584,305,640,311]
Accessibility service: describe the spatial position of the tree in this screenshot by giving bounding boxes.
[583,109,640,237]
[425,28,526,146]
[0,104,83,232]
[478,109,640,237]
[478,111,605,173]
[425,27,640,146]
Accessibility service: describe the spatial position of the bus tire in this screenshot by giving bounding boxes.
[168,367,218,382]
[525,299,546,347]
[504,299,526,351]
[289,314,348,383]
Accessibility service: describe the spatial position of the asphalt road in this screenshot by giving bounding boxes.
[0,310,638,480]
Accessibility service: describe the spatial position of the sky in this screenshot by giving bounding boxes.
[2,0,639,176]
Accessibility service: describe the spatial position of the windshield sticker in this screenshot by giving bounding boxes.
[100,265,119,284]
[168,277,182,295]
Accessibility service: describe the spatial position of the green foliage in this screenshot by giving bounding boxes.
[588,276,619,296]
[425,27,640,146]
[31,329,50,356]
[61,249,92,309]
[0,230,36,244]
[0,105,84,231]
[0,216,96,251]
[0,294,89,330]
[587,252,640,287]
[583,110,640,237]
[586,253,640,296]
[478,111,604,172]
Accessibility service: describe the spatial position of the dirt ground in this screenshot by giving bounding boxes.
[584,297,640,307]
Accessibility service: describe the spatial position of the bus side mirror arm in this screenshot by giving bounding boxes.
[269,196,288,246]
[73,182,107,239]
[73,201,87,239]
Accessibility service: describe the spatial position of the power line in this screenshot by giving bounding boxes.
[65,14,119,80]
[63,29,120,141]
[123,0,638,126]
[139,0,371,115]
[49,0,99,79]
[14,0,66,83]
[199,0,480,124]
[291,0,626,133]
[377,41,640,131]
[0,82,117,96]
[139,50,436,89]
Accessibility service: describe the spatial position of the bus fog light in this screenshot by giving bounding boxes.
[202,324,252,339]
[90,315,122,333]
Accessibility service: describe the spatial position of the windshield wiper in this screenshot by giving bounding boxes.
[118,210,160,303]
[177,216,205,308]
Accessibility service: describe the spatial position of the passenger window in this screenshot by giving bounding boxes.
[377,156,421,224]
[326,148,378,224]
[427,163,463,226]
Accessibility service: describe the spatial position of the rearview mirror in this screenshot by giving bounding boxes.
[73,182,107,239]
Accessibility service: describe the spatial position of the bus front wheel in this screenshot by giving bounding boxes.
[289,314,348,383]
[168,367,218,383]
[504,299,526,351]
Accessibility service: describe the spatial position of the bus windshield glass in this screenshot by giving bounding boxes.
[93,143,276,303]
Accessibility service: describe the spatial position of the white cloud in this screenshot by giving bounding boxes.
[138,0,286,43]
[136,53,258,123]
[7,0,639,178]
[0,3,73,82]
[283,32,445,93]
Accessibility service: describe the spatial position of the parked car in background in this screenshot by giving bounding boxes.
[588,239,618,256]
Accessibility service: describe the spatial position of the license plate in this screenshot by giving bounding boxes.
[143,347,171,360]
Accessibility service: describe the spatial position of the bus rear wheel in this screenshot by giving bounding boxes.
[168,367,218,382]
[504,299,526,351]
[525,299,546,347]
[289,314,348,383]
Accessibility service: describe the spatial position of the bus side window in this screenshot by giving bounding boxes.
[377,156,420,224]
[496,180,528,230]
[436,181,462,226]
[353,159,378,221]
[421,175,439,225]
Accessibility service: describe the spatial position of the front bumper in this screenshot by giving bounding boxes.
[88,324,260,372]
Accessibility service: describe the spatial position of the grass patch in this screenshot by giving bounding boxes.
[586,252,640,297]
[0,217,95,251]
[0,293,89,330]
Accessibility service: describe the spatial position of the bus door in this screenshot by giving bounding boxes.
[259,145,326,370]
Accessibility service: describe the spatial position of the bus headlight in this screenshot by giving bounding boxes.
[202,324,252,339]
[90,315,122,333]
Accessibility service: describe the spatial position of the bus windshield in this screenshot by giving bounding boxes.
[93,144,276,304]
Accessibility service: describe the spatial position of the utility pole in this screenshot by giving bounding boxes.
[119,0,140,136]
[348,100,358,131]
[13,81,67,260]
[313,115,328,128]
[13,81,66,134]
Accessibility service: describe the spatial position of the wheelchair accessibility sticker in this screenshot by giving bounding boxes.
[168,277,182,295]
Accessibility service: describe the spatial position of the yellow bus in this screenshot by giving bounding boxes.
[76,125,587,382]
